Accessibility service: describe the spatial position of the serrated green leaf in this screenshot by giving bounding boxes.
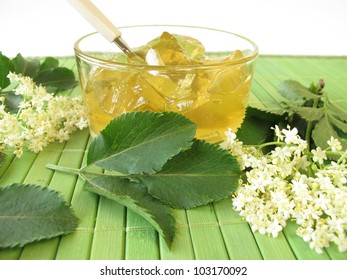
[84,175,175,247]
[248,106,287,121]
[327,101,347,127]
[0,184,78,248]
[39,57,59,72]
[10,54,76,91]
[12,53,40,78]
[312,117,347,150]
[278,80,319,104]
[0,52,14,89]
[87,111,196,174]
[47,110,243,247]
[285,104,324,122]
[34,67,77,90]
[137,139,241,209]
[328,112,347,133]
[260,105,290,116]
[237,107,287,145]
[237,117,271,145]
[3,92,23,113]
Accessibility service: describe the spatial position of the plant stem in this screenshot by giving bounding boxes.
[0,90,14,95]
[46,163,127,180]
[46,163,81,176]
[256,141,285,150]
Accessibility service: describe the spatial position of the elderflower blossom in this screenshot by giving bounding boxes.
[311,147,327,164]
[222,128,347,254]
[0,73,88,157]
[327,136,342,152]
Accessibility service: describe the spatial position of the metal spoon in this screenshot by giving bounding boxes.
[68,0,131,54]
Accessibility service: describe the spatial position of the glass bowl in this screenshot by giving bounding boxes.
[74,25,258,142]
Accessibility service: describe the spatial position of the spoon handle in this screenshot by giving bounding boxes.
[68,0,130,52]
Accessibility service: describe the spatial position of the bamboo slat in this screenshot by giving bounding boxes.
[214,199,263,260]
[124,209,160,260]
[159,210,195,260]
[186,204,229,259]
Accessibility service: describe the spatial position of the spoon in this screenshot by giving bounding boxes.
[68,0,131,54]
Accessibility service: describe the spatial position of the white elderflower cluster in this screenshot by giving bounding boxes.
[222,126,347,254]
[0,73,88,157]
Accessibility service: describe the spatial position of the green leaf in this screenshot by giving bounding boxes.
[0,53,77,94]
[137,139,241,209]
[39,57,59,72]
[3,92,23,113]
[12,53,40,78]
[0,184,78,248]
[87,111,197,174]
[278,80,319,104]
[328,112,347,133]
[84,175,175,247]
[0,52,14,89]
[237,107,286,145]
[285,104,324,122]
[47,110,243,246]
[34,67,77,90]
[11,54,77,91]
[327,102,347,130]
[312,117,347,150]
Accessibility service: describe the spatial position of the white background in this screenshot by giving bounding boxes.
[0,0,347,57]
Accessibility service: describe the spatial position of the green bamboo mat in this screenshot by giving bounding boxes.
[1,56,347,260]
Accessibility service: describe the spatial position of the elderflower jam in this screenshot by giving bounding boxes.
[75,26,258,142]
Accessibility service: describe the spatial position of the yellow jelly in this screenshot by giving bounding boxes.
[83,31,253,142]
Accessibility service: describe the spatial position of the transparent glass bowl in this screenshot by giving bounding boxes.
[74,25,258,142]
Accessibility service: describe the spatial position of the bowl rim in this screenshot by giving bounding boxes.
[74,24,259,70]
